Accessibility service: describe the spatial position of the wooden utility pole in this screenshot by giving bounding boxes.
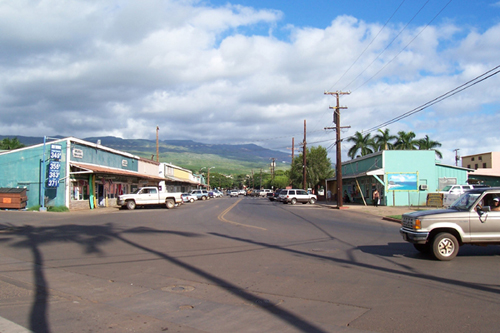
[324,91,350,208]
[270,158,276,181]
[156,126,160,163]
[303,119,307,190]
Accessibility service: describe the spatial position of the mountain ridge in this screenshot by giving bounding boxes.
[1,135,290,174]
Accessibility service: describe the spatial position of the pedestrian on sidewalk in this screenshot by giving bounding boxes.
[373,189,380,207]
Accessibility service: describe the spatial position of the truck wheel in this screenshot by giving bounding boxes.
[291,198,297,205]
[126,200,136,210]
[190,198,195,203]
[202,196,207,201]
[166,199,175,209]
[413,243,431,254]
[432,233,459,261]
[309,198,316,204]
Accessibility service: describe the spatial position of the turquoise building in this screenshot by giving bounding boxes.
[326,150,471,206]
[0,137,165,210]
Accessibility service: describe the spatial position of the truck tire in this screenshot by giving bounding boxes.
[126,200,136,210]
[290,198,297,205]
[309,198,316,204]
[190,198,195,203]
[166,199,175,209]
[432,232,459,261]
[201,196,207,201]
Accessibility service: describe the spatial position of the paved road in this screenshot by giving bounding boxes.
[0,197,499,332]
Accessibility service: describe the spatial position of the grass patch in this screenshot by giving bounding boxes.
[27,205,70,212]
[387,215,402,220]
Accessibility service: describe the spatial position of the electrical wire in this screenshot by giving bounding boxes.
[326,0,407,92]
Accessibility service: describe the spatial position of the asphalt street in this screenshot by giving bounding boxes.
[0,197,499,333]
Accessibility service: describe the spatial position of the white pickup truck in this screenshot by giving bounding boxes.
[440,184,489,207]
[117,187,183,210]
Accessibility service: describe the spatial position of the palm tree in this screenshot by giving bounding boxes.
[374,128,397,151]
[347,131,375,159]
[417,135,443,159]
[394,131,418,150]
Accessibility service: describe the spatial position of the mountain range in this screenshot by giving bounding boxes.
[1,135,291,175]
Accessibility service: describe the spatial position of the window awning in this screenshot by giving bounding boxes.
[327,168,385,181]
[70,162,166,182]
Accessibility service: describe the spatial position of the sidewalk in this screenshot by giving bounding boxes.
[317,200,433,221]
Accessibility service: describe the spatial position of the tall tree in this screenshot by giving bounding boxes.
[394,131,418,150]
[347,131,375,159]
[417,135,443,159]
[0,137,25,150]
[374,128,397,151]
[289,146,333,190]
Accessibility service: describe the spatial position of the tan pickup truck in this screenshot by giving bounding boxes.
[400,187,500,260]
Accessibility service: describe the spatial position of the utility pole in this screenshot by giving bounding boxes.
[156,126,159,163]
[324,91,350,208]
[454,149,460,166]
[303,119,307,190]
[270,158,276,182]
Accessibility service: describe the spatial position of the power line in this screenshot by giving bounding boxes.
[341,0,431,91]
[349,0,454,92]
[327,0,407,92]
[360,64,500,135]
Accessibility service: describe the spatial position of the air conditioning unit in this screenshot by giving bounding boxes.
[419,184,428,191]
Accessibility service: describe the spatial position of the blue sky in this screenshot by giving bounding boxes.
[0,0,499,166]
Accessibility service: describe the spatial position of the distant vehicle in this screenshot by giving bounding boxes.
[212,190,223,198]
[181,193,197,203]
[439,184,489,207]
[259,189,272,197]
[279,189,317,205]
[238,189,246,196]
[190,189,209,201]
[230,190,239,197]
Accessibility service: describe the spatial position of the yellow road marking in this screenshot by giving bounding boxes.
[217,198,267,230]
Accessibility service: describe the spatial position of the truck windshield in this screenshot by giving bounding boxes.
[450,192,481,211]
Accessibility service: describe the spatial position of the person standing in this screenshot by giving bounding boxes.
[373,189,380,207]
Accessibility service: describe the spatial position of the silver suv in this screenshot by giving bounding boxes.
[279,189,317,205]
[400,187,500,261]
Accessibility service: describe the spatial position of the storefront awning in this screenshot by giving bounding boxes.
[327,168,385,181]
[70,162,166,182]
[165,175,200,185]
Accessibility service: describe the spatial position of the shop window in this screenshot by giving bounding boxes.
[475,164,478,169]
[483,163,487,168]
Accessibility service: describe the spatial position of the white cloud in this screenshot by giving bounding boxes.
[0,0,499,166]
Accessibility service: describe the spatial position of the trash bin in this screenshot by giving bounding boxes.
[0,188,28,209]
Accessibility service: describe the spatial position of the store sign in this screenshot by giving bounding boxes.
[47,144,62,188]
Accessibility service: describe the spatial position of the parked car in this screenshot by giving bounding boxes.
[400,187,500,260]
[279,189,317,204]
[181,193,197,203]
[259,189,272,197]
[268,189,282,201]
[190,189,209,201]
[212,190,223,198]
[230,190,239,197]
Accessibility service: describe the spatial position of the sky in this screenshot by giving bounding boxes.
[1,0,500,166]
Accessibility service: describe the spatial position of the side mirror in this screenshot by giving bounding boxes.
[477,205,491,216]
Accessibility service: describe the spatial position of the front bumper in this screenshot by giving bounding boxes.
[400,228,429,244]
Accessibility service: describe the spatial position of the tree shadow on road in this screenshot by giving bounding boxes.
[0,222,329,333]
